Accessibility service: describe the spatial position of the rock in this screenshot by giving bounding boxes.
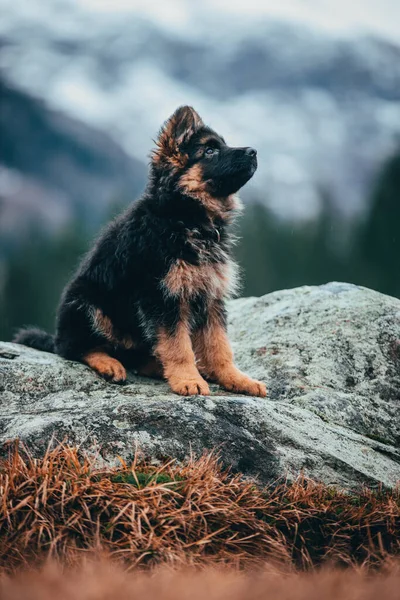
[1,282,400,490]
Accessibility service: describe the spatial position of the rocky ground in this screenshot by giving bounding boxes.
[1,282,400,490]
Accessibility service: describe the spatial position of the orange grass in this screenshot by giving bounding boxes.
[2,561,400,600]
[0,442,399,573]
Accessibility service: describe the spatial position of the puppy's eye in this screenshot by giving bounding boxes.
[205,147,217,156]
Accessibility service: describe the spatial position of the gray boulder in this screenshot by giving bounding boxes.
[1,282,400,490]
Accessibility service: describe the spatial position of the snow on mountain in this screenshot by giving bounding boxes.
[0,78,146,239]
[1,0,400,222]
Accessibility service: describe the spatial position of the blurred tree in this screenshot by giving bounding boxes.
[356,148,400,298]
[0,219,88,340]
[235,194,346,297]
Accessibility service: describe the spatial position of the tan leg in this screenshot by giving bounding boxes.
[83,351,126,384]
[155,321,210,396]
[193,310,267,398]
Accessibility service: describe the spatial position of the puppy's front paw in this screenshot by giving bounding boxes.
[244,378,267,398]
[220,370,267,397]
[169,376,210,396]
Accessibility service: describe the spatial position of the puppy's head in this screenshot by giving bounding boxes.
[152,106,257,198]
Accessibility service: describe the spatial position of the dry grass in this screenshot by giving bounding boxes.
[2,561,400,600]
[0,442,399,573]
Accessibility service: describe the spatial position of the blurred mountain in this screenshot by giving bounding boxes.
[0,78,146,243]
[1,0,400,224]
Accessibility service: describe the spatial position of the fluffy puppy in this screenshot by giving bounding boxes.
[14,106,266,398]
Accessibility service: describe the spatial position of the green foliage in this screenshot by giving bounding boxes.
[235,197,347,297]
[0,222,89,340]
[355,149,400,298]
[236,147,400,299]
[110,471,182,489]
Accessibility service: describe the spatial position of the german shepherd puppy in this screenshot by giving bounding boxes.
[15,106,266,398]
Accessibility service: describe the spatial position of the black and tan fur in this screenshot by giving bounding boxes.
[14,106,266,398]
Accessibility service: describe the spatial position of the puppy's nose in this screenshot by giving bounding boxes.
[245,147,257,157]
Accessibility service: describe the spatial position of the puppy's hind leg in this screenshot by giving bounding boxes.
[83,350,127,384]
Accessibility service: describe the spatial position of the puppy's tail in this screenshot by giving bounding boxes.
[13,327,55,354]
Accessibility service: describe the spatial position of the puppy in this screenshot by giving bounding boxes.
[14,106,266,398]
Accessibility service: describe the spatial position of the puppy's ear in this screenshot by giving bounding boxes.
[165,106,204,146]
[153,106,204,165]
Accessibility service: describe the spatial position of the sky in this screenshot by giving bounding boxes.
[78,0,400,44]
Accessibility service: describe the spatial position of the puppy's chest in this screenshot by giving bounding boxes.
[162,230,239,300]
